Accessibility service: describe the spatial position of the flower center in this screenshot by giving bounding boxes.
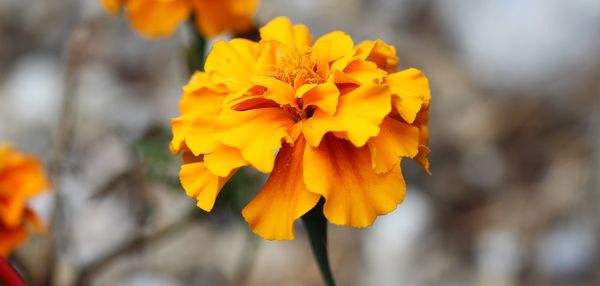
[272,47,323,89]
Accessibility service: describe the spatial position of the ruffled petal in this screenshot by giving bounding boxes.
[368,117,420,173]
[296,83,339,116]
[303,83,391,147]
[355,40,399,73]
[213,108,296,173]
[312,31,354,63]
[312,31,354,79]
[179,162,234,212]
[386,68,430,124]
[126,0,190,38]
[343,60,387,84]
[259,17,312,49]
[250,75,297,107]
[171,85,227,155]
[204,143,247,177]
[303,135,406,227]
[242,138,320,240]
[204,39,260,91]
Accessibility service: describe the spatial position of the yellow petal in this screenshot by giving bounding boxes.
[303,135,406,227]
[312,31,354,79]
[386,68,430,124]
[213,108,295,173]
[259,17,313,49]
[126,0,190,38]
[368,117,420,173]
[242,138,320,240]
[312,31,354,63]
[204,39,259,91]
[228,94,279,111]
[251,76,297,107]
[297,83,339,116]
[343,60,387,84]
[183,71,228,94]
[204,143,247,177]
[355,40,399,73]
[171,86,227,155]
[179,162,234,212]
[303,83,391,147]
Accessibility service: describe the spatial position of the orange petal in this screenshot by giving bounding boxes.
[173,88,227,155]
[0,198,24,229]
[126,0,190,38]
[213,108,296,173]
[303,83,391,147]
[303,135,406,227]
[204,39,259,91]
[242,137,320,240]
[296,83,340,116]
[386,68,430,124]
[259,17,313,49]
[179,162,234,212]
[0,226,26,258]
[194,0,258,37]
[204,143,247,177]
[100,0,123,14]
[368,117,420,173]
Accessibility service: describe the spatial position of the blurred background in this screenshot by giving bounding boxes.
[1,0,600,285]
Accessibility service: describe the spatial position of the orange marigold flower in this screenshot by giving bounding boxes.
[170,17,431,240]
[0,144,50,257]
[100,0,259,38]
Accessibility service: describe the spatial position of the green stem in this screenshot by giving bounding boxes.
[301,199,336,286]
[186,15,206,73]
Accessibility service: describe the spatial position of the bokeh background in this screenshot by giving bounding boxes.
[1,0,600,285]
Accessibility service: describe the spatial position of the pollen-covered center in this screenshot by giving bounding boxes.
[272,47,323,90]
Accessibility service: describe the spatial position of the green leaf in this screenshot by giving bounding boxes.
[301,199,336,286]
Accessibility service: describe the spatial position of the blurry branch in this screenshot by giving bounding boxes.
[74,206,196,286]
[46,25,93,286]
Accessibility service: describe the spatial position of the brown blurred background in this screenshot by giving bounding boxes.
[1,0,600,285]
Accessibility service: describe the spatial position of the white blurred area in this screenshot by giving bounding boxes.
[1,0,599,285]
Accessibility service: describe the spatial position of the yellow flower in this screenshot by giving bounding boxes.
[101,0,259,38]
[170,17,431,240]
[0,144,50,257]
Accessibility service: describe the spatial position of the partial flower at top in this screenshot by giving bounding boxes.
[0,143,50,257]
[101,0,259,38]
[170,17,431,240]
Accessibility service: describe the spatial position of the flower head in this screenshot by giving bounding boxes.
[171,17,431,240]
[101,0,259,38]
[0,144,50,257]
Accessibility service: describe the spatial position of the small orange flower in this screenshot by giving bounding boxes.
[0,144,50,257]
[170,17,431,240]
[101,0,259,38]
